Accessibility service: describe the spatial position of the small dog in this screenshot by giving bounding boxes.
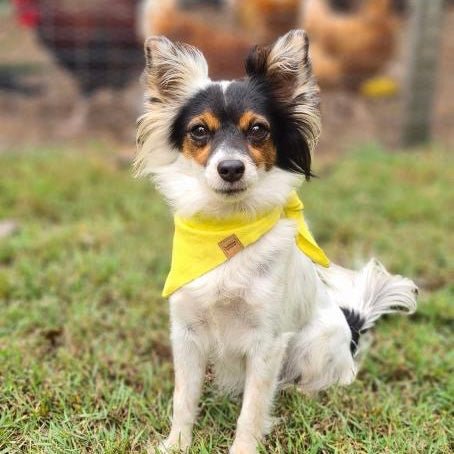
[135,30,417,454]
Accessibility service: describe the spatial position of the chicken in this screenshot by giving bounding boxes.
[141,0,252,80]
[176,0,402,88]
[302,0,401,87]
[16,0,402,107]
[228,0,400,44]
[229,0,300,43]
[13,0,143,95]
[12,0,143,134]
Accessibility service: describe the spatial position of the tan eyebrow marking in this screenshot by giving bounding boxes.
[188,110,221,132]
[238,111,270,131]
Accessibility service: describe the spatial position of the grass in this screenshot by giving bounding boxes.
[0,143,452,453]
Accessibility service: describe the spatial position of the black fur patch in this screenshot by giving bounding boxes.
[341,308,367,355]
[170,78,314,178]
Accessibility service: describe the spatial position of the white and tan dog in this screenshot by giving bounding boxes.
[135,30,417,454]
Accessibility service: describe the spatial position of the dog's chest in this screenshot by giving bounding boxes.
[170,220,298,352]
[185,219,296,302]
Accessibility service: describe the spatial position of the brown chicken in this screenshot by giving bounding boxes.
[230,0,300,43]
[142,0,252,80]
[302,0,401,87]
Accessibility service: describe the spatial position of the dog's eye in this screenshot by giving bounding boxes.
[190,125,209,141]
[248,123,269,142]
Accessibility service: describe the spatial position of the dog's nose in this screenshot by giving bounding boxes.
[217,160,245,183]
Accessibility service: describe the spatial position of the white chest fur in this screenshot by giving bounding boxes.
[168,219,318,364]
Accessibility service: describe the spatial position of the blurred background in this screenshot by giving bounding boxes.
[0,0,452,152]
[0,1,452,452]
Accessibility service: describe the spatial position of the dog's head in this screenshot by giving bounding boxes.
[136,30,320,217]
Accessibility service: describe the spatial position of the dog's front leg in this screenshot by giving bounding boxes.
[230,336,287,454]
[157,325,207,452]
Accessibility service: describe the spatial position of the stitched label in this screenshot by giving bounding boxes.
[218,234,244,258]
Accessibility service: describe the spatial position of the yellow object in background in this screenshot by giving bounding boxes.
[360,76,399,98]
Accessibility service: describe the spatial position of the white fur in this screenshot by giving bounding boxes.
[153,153,301,219]
[317,259,418,331]
[138,32,418,454]
[154,184,417,453]
[148,157,418,454]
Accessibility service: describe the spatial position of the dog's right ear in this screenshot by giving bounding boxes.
[143,36,209,105]
[136,37,209,175]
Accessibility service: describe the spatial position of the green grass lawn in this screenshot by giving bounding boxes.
[0,144,452,453]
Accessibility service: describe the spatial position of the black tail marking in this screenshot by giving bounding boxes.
[341,308,367,355]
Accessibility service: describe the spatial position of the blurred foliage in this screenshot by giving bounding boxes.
[0,144,452,452]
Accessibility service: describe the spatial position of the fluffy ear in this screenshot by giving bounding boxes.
[245,30,321,178]
[136,37,209,175]
[143,35,209,103]
[246,29,315,100]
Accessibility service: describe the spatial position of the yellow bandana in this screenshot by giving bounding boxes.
[162,191,330,297]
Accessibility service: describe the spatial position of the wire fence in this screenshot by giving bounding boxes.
[0,0,451,150]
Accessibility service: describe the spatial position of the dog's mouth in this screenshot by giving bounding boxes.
[214,187,248,196]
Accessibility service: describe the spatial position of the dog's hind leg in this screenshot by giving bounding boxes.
[281,299,358,394]
[280,259,418,394]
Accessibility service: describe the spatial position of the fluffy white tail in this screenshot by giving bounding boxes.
[317,258,418,333]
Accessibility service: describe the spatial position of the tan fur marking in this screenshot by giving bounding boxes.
[239,111,275,170]
[182,111,220,166]
[238,111,269,132]
[248,143,276,171]
[189,111,220,132]
[182,140,211,166]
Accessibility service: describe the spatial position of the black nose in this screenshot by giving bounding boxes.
[217,160,245,183]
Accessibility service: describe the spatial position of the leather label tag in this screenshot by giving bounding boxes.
[218,234,244,258]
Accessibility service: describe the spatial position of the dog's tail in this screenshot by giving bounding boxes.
[317,258,418,355]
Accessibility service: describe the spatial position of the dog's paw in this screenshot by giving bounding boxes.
[229,439,258,454]
[147,434,191,453]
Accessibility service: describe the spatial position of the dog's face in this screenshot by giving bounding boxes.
[136,30,320,217]
[170,81,278,198]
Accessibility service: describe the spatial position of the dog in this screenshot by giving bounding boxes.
[135,30,418,454]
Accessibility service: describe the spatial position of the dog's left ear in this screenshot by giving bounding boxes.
[245,30,321,178]
[246,29,316,101]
